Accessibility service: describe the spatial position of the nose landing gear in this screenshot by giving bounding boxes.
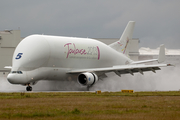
[26,84,32,91]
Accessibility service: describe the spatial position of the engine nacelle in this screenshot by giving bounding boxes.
[78,72,98,86]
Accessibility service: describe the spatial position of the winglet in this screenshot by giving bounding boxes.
[158,44,165,63]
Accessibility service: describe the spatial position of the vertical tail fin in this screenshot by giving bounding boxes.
[158,44,165,63]
[109,21,135,55]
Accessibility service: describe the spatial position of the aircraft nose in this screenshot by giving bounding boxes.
[7,74,16,84]
[7,71,28,84]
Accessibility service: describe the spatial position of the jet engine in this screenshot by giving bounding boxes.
[77,72,98,86]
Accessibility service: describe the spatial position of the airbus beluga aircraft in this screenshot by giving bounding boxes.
[6,21,171,91]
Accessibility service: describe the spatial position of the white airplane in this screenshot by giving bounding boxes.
[6,21,172,91]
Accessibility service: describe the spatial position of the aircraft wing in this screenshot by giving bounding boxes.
[4,66,12,69]
[67,63,172,76]
[1,66,12,72]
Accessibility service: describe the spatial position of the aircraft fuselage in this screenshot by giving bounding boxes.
[7,35,132,84]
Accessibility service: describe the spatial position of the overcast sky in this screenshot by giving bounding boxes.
[0,0,180,49]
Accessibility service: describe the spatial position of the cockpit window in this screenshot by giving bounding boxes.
[11,71,23,74]
[17,71,23,74]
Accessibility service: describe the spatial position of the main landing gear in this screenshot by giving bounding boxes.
[26,84,32,91]
[87,86,92,91]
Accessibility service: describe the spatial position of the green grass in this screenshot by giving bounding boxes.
[0,91,180,120]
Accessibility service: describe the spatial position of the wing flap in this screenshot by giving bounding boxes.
[116,67,160,75]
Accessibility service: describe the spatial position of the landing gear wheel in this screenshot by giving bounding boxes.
[26,86,32,91]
